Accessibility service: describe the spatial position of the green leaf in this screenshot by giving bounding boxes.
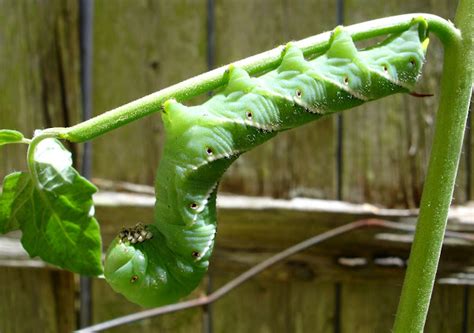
[0,129,25,146]
[3,138,103,275]
[0,172,33,233]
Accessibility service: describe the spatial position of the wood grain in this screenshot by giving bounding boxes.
[424,285,465,333]
[0,267,75,332]
[0,0,81,176]
[341,0,464,208]
[212,269,336,333]
[214,0,338,199]
[91,277,204,333]
[0,2,79,330]
[339,282,465,333]
[91,0,208,184]
[468,287,474,332]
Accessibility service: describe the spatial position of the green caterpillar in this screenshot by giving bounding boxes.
[104,22,429,307]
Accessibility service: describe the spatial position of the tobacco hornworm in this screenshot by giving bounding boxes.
[104,22,429,307]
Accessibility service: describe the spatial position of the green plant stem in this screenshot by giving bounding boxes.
[52,13,459,143]
[26,131,59,188]
[393,1,473,332]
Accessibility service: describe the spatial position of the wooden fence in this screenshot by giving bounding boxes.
[0,0,472,332]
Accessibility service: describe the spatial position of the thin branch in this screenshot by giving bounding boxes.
[75,219,474,332]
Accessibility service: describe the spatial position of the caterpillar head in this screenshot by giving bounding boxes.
[104,223,208,307]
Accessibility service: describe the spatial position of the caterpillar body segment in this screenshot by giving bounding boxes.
[104,23,428,307]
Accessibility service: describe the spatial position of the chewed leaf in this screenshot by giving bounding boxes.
[0,138,103,275]
[0,172,33,233]
[0,129,25,146]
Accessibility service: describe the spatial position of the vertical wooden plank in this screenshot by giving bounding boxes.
[425,285,465,332]
[212,1,339,328]
[288,280,336,333]
[215,0,338,199]
[340,280,401,332]
[92,278,203,333]
[283,1,338,200]
[211,261,336,332]
[342,0,461,208]
[340,281,465,332]
[0,2,79,331]
[214,0,286,197]
[0,0,81,176]
[0,267,75,332]
[468,286,474,332]
[91,0,208,184]
[212,271,291,333]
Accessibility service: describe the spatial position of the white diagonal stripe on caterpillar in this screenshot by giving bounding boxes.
[293,97,324,114]
[212,116,280,132]
[187,149,241,172]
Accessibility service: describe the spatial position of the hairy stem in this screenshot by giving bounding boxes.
[393,1,473,332]
[55,13,458,143]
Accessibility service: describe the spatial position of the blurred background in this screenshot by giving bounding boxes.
[0,0,472,332]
